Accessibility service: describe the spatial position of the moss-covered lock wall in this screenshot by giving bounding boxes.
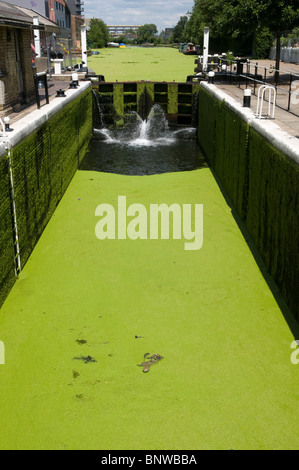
[246,129,299,318]
[0,87,92,307]
[197,86,299,320]
[96,81,200,126]
[197,89,250,220]
[0,157,16,306]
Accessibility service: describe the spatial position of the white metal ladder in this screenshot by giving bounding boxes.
[256,85,276,119]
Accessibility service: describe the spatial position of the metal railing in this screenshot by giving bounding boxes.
[256,85,276,119]
[216,58,299,116]
[44,35,81,76]
[33,72,49,109]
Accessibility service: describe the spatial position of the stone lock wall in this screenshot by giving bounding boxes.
[197,84,299,321]
[0,85,92,307]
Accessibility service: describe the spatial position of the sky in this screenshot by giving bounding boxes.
[83,0,195,32]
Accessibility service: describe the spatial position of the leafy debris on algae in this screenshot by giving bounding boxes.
[76,339,87,345]
[137,353,164,373]
[73,355,97,364]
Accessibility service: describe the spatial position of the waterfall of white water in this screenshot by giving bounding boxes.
[93,104,196,146]
[138,119,148,141]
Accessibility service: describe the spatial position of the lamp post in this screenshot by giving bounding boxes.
[203,27,209,73]
[33,16,41,57]
[81,25,88,73]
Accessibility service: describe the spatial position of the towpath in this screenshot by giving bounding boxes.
[212,59,299,138]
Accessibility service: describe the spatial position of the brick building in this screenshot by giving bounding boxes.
[4,0,83,54]
[71,14,84,49]
[47,0,71,38]
[0,1,58,111]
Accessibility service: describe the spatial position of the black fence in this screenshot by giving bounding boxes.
[33,72,49,109]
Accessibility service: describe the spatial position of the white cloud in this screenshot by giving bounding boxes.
[83,0,194,31]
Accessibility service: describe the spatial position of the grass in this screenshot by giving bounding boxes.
[87,46,196,82]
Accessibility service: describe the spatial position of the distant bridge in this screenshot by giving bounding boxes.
[107,25,141,38]
[84,20,141,38]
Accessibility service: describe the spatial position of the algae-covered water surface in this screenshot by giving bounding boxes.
[0,47,298,450]
[87,46,196,82]
[0,167,298,449]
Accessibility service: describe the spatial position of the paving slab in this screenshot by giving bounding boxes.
[214,83,299,138]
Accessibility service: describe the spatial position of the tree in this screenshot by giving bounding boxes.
[193,0,260,53]
[186,0,299,68]
[137,24,158,43]
[114,35,126,45]
[258,0,299,70]
[183,5,202,45]
[223,0,299,68]
[172,16,189,43]
[253,26,274,60]
[87,18,110,49]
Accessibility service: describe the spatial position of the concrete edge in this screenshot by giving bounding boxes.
[0,81,91,158]
[200,81,299,166]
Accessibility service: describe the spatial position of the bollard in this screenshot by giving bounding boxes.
[4,117,13,132]
[71,73,79,87]
[56,89,66,98]
[243,89,251,108]
[208,71,215,84]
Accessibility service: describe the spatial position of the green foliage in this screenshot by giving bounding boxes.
[253,27,274,59]
[182,0,299,57]
[172,16,189,43]
[113,35,126,44]
[226,51,235,62]
[183,8,202,44]
[137,24,158,43]
[87,18,110,48]
[281,27,299,47]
